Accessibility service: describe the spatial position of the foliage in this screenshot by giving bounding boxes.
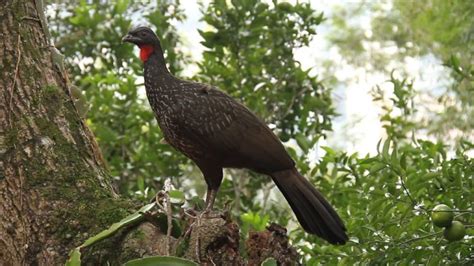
[294,74,473,264]
[240,211,270,237]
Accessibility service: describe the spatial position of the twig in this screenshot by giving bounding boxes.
[208,254,216,266]
[154,179,174,256]
[164,179,173,256]
[399,231,441,246]
[230,171,241,216]
[154,193,165,211]
[195,234,201,264]
[436,210,474,213]
[193,210,212,263]
[183,209,197,239]
[386,164,419,209]
[398,175,417,207]
[261,182,275,212]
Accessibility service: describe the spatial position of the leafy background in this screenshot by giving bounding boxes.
[47,0,472,264]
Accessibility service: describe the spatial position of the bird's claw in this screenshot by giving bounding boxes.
[184,208,223,221]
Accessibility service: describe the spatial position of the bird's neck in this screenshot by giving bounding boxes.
[143,44,179,101]
[142,43,170,76]
[143,43,178,93]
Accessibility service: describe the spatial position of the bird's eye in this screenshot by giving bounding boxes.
[140,32,146,37]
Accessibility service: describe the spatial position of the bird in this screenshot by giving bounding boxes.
[122,26,348,245]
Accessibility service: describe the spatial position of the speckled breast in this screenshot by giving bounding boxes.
[154,109,206,163]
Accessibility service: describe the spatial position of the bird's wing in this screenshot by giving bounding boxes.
[174,82,294,172]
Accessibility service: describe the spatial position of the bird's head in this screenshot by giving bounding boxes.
[122,26,159,46]
[122,26,160,62]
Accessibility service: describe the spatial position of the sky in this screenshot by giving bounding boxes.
[172,0,450,158]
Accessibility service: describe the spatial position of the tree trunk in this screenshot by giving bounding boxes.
[0,0,133,264]
[0,1,299,265]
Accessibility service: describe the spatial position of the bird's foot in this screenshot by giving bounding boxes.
[184,208,225,222]
[183,208,225,241]
[182,209,221,263]
[182,208,227,263]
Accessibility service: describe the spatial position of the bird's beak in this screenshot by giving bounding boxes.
[122,34,139,44]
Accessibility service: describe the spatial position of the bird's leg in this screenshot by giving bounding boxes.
[202,186,225,219]
[199,165,223,219]
[191,187,219,263]
[184,164,223,258]
[204,187,218,211]
[183,187,219,231]
[190,187,223,224]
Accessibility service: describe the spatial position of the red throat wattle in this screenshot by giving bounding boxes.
[139,45,154,62]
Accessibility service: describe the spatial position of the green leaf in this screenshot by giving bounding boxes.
[369,162,386,173]
[321,146,336,156]
[137,176,145,191]
[422,172,439,179]
[261,257,277,266]
[154,214,182,238]
[65,248,81,266]
[169,190,185,202]
[188,196,206,211]
[359,157,377,165]
[295,133,311,153]
[241,212,268,231]
[115,0,129,14]
[450,55,460,69]
[382,138,391,160]
[400,152,407,170]
[81,202,155,248]
[124,256,198,266]
[241,212,254,223]
[65,203,157,263]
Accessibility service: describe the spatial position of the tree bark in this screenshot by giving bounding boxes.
[0,0,133,264]
[0,1,299,265]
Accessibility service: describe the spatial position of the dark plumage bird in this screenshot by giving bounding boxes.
[122,26,348,244]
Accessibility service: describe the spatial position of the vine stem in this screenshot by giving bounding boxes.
[399,231,441,246]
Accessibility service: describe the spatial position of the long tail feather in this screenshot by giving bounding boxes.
[271,168,348,244]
